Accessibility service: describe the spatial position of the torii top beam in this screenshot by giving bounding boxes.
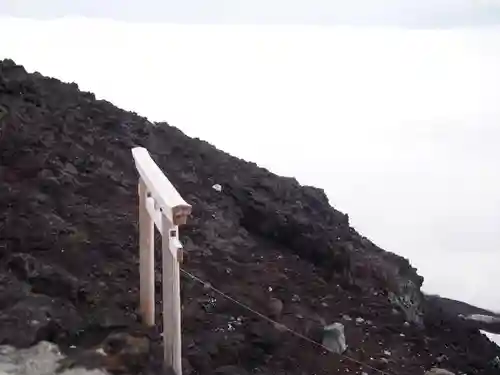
[131,147,192,226]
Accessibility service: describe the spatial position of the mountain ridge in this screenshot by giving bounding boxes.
[425,295,500,335]
[425,295,500,318]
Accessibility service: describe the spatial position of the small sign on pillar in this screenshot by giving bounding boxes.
[132,147,191,375]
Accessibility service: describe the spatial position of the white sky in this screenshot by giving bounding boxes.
[2,0,500,27]
[1,17,500,331]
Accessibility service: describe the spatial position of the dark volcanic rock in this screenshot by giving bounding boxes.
[0,58,499,375]
[426,295,500,319]
[0,293,83,347]
[426,294,500,335]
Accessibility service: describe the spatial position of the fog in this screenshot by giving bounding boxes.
[1,18,499,335]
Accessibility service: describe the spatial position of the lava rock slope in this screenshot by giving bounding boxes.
[425,295,500,335]
[0,59,499,375]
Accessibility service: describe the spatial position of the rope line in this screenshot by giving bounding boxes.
[180,267,399,375]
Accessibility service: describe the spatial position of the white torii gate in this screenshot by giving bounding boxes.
[132,147,192,375]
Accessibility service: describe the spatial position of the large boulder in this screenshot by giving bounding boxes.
[322,323,347,354]
[0,341,107,375]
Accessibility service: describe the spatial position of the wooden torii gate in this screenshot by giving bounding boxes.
[132,147,192,375]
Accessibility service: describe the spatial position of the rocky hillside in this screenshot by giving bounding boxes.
[425,295,500,335]
[0,59,499,375]
[425,295,500,319]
